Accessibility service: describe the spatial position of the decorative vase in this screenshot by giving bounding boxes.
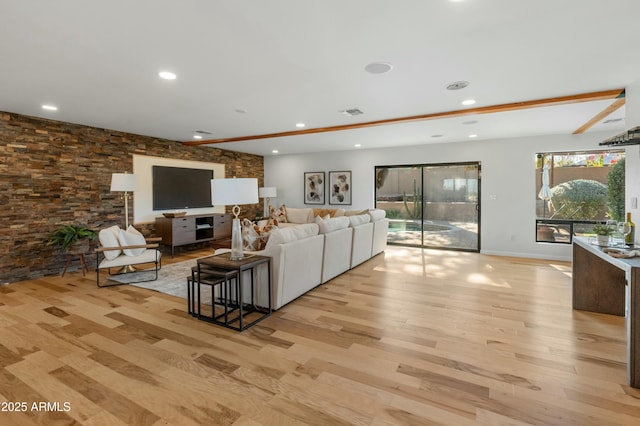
[596,235,609,246]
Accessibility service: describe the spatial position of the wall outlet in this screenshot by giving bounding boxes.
[632,196,638,209]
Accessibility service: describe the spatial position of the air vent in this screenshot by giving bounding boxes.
[446,81,470,90]
[603,118,623,124]
[341,108,364,116]
[195,130,213,135]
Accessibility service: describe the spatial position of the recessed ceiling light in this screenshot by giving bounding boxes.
[42,104,58,111]
[296,123,305,128]
[446,81,470,90]
[193,135,203,140]
[462,99,476,106]
[158,71,177,80]
[272,150,279,154]
[354,144,361,147]
[462,120,478,125]
[364,62,393,74]
[469,134,478,138]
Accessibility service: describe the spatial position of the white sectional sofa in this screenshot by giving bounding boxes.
[317,216,353,283]
[221,207,388,310]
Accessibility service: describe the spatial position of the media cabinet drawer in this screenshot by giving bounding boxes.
[213,214,232,238]
[172,217,195,243]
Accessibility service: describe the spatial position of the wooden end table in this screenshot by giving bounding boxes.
[193,252,272,331]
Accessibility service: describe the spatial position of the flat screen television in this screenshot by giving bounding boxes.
[152,165,213,210]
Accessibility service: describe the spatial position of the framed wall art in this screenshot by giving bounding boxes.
[329,171,351,205]
[304,171,325,204]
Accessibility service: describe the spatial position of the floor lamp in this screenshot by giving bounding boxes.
[211,178,259,260]
[258,186,277,218]
[110,172,137,229]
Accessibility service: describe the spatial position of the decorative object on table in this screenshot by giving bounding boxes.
[258,186,277,218]
[110,172,137,228]
[603,247,640,258]
[48,224,97,253]
[623,212,635,245]
[304,172,325,204]
[162,211,187,218]
[328,171,352,205]
[211,177,259,260]
[592,223,614,246]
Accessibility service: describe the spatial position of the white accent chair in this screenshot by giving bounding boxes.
[95,225,162,287]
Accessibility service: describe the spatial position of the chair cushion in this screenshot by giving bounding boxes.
[98,249,161,269]
[118,226,146,256]
[99,225,121,260]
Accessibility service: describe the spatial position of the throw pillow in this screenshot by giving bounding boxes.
[242,219,278,251]
[314,214,330,223]
[118,225,147,256]
[98,225,122,260]
[272,204,288,223]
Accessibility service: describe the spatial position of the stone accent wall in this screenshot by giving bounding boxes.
[0,111,264,284]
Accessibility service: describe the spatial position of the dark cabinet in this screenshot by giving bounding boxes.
[156,213,232,256]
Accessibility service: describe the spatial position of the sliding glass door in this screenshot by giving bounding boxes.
[375,162,480,251]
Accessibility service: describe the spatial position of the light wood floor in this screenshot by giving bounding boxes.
[1,245,640,425]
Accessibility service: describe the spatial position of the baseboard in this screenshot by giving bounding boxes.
[480,249,572,262]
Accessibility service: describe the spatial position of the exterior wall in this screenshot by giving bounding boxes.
[0,112,263,284]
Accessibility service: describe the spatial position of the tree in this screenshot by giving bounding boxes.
[550,179,608,220]
[607,158,625,222]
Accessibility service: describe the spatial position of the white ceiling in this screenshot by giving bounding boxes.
[1,1,638,156]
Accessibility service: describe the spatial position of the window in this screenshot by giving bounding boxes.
[535,149,625,243]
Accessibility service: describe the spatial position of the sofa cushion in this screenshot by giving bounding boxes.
[266,223,319,249]
[99,225,122,260]
[349,214,371,227]
[368,209,386,222]
[344,209,370,217]
[118,225,147,256]
[285,207,313,224]
[317,216,350,234]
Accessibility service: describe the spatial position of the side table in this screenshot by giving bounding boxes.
[194,252,272,331]
[61,252,90,277]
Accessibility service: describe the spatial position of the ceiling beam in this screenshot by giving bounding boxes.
[184,89,625,146]
[572,96,626,134]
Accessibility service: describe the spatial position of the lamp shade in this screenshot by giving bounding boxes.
[110,173,137,192]
[211,178,259,206]
[258,186,277,198]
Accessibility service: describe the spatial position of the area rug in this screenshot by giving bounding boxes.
[106,259,198,299]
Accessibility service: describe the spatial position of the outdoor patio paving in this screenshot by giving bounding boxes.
[387,220,479,250]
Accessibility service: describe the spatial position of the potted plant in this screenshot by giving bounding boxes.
[48,224,97,253]
[592,223,614,246]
